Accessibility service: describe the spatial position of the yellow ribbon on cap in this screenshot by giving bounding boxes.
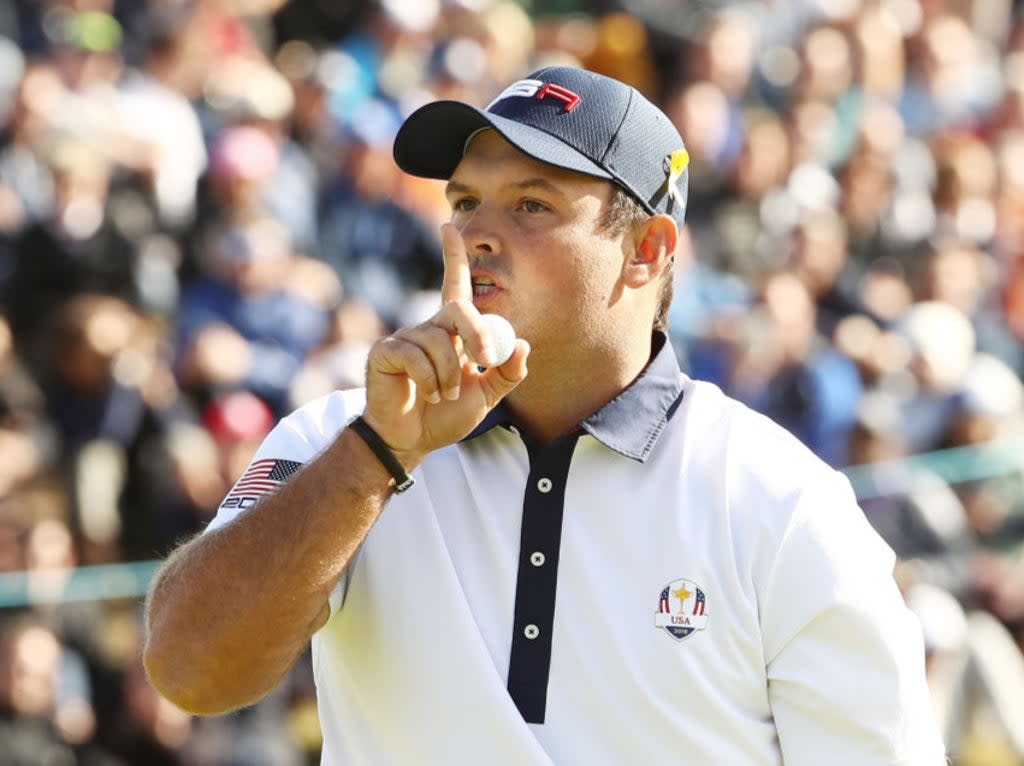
[664,148,689,209]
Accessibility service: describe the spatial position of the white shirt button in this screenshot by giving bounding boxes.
[530,551,546,567]
[537,478,553,493]
[524,624,540,639]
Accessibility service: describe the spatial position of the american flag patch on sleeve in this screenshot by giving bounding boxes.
[220,458,303,509]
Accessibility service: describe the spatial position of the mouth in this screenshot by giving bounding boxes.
[471,272,501,298]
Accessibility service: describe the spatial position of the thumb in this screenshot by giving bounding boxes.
[478,339,530,407]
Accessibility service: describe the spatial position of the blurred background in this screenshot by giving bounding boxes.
[0,0,1022,763]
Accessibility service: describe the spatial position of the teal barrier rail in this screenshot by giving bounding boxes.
[1,437,1021,609]
[842,436,1024,499]
[0,560,162,609]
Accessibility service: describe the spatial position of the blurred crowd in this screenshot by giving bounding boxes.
[1,0,1023,763]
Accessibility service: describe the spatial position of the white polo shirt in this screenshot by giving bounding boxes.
[210,336,945,765]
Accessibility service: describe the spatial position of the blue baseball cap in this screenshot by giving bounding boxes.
[393,66,689,228]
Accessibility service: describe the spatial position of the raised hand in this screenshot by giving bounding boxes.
[361,223,529,465]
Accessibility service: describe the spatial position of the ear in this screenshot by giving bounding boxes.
[622,214,678,288]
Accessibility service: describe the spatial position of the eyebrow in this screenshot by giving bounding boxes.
[444,177,569,200]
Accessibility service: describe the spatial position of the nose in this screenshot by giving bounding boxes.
[457,204,500,256]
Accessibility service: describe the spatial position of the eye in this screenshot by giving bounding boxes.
[451,197,478,213]
[520,199,549,214]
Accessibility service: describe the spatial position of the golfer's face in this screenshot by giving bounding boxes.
[445,129,627,362]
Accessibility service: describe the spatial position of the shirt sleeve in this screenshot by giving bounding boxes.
[760,471,947,765]
[205,413,318,533]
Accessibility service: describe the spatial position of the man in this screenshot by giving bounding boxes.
[144,67,945,764]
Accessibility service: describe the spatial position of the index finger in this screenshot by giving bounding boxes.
[440,223,472,305]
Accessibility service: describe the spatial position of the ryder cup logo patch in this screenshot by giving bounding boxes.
[488,79,581,112]
[655,579,709,641]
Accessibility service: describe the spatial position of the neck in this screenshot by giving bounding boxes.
[504,331,656,444]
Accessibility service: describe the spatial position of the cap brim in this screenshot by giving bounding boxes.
[393,100,613,182]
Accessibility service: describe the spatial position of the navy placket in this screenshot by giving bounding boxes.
[506,432,579,724]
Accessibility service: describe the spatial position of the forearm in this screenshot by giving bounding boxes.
[143,426,415,715]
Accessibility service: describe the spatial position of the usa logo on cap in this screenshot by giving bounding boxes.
[655,578,709,641]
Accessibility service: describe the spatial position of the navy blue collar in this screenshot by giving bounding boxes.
[465,332,685,462]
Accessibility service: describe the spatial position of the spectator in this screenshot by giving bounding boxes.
[41,294,185,562]
[787,208,863,339]
[0,60,54,247]
[5,139,139,373]
[847,391,977,600]
[194,124,282,244]
[318,104,443,327]
[176,216,334,415]
[886,300,978,454]
[900,12,1003,137]
[943,353,1024,632]
[203,57,318,255]
[0,617,103,765]
[288,297,389,407]
[115,12,208,232]
[0,313,56,499]
[723,270,863,466]
[201,389,276,498]
[914,239,1023,374]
